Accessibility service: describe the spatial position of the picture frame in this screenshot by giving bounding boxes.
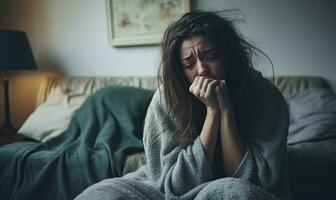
[106,0,190,47]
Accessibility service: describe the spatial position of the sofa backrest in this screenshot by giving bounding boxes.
[35,76,158,107]
[35,75,331,107]
[270,76,331,98]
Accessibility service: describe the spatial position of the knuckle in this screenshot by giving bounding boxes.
[200,91,205,98]
[209,80,217,85]
[209,82,217,89]
[194,91,200,96]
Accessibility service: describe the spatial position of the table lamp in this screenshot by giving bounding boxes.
[0,30,37,134]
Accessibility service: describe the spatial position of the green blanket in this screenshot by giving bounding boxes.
[0,86,152,200]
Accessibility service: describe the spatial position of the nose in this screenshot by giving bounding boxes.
[196,59,209,76]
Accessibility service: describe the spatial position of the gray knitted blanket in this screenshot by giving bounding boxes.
[76,76,291,200]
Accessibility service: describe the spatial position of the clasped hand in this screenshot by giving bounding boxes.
[189,76,232,112]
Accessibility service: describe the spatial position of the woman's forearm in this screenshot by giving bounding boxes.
[199,109,220,166]
[219,110,246,176]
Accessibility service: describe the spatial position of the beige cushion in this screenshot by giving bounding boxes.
[270,76,331,98]
[18,87,87,142]
[35,76,158,106]
[19,76,158,142]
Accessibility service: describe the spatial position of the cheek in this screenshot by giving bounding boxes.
[183,69,196,83]
[213,61,227,79]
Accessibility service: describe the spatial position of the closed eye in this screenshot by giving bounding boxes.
[182,62,195,69]
[181,58,196,69]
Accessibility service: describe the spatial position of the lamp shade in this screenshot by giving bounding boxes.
[0,30,37,71]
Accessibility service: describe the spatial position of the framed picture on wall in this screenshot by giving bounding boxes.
[107,0,190,47]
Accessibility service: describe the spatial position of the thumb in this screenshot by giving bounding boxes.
[189,84,194,93]
[220,80,227,89]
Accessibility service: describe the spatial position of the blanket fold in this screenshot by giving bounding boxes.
[139,77,291,199]
[0,86,151,200]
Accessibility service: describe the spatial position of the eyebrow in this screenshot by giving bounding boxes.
[181,48,215,60]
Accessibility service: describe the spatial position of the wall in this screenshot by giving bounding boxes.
[195,0,336,89]
[0,0,335,128]
[0,0,161,76]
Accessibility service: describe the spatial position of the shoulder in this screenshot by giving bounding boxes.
[143,86,180,146]
[247,70,286,107]
[243,70,289,128]
[148,86,167,112]
[146,85,177,127]
[241,70,289,141]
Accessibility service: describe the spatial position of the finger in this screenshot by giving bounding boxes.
[200,78,210,98]
[196,76,204,88]
[189,84,194,93]
[215,85,222,95]
[208,79,220,91]
[189,76,199,93]
[220,80,226,88]
[216,82,226,97]
[198,76,214,90]
[199,77,214,98]
[215,82,232,111]
[220,80,229,93]
[194,76,204,96]
[215,85,224,110]
[205,80,220,99]
[193,76,200,86]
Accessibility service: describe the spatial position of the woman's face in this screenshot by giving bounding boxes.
[179,35,227,83]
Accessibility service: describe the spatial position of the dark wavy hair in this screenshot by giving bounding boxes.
[158,10,272,147]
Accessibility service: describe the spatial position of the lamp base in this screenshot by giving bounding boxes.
[1,76,16,135]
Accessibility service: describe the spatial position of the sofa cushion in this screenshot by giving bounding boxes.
[287,87,336,144]
[35,76,158,106]
[18,87,87,142]
[19,76,158,142]
[271,76,330,98]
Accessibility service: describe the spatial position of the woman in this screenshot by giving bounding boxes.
[76,10,291,200]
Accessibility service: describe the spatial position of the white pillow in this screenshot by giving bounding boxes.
[18,87,87,142]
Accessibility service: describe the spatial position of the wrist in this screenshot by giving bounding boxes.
[206,107,220,116]
[220,107,235,117]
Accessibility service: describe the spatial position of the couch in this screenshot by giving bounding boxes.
[0,75,335,200]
